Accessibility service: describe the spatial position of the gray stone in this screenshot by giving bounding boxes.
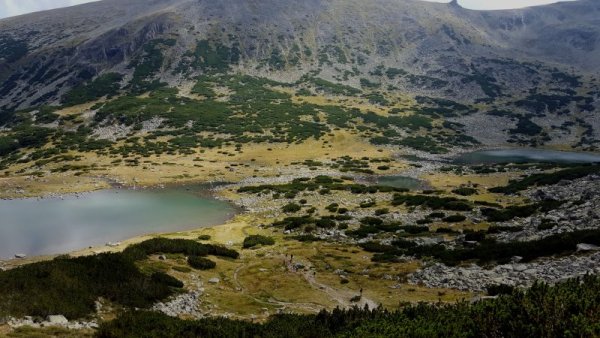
[46,315,68,325]
[577,243,600,252]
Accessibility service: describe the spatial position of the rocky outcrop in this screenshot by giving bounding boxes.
[409,252,600,292]
[6,316,98,330]
[494,174,600,243]
[152,274,204,318]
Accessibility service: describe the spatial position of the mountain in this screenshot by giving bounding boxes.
[0,0,599,152]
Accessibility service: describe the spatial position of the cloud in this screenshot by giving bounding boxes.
[0,0,579,19]
[423,0,577,10]
[0,0,97,19]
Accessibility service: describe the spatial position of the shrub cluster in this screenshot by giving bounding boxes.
[122,238,239,261]
[0,254,176,319]
[243,235,276,249]
[392,194,472,211]
[188,256,216,270]
[407,229,600,265]
[489,165,600,194]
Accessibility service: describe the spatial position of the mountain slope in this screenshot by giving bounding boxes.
[0,0,598,156]
[0,0,598,109]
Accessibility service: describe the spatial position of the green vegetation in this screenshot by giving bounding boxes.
[451,187,477,196]
[514,93,588,115]
[462,70,503,98]
[510,116,543,136]
[385,67,407,79]
[0,238,238,319]
[243,235,275,249]
[391,194,473,211]
[238,176,407,197]
[90,74,330,153]
[97,276,600,337]
[308,77,361,96]
[407,229,600,265]
[0,125,54,159]
[128,39,174,93]
[273,215,351,232]
[443,214,467,223]
[347,220,402,239]
[122,238,239,261]
[187,256,216,270]
[187,40,240,72]
[489,165,600,194]
[151,272,184,288]
[397,136,448,154]
[0,35,28,63]
[0,254,175,319]
[191,76,217,98]
[62,73,123,106]
[282,203,302,213]
[481,200,563,222]
[406,74,448,89]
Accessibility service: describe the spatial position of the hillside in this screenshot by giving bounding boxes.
[0,0,599,167]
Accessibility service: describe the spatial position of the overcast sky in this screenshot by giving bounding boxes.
[0,0,578,19]
[0,0,97,19]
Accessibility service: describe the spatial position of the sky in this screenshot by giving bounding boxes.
[0,0,97,19]
[0,0,578,19]
[426,0,577,10]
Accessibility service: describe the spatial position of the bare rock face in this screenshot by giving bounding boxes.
[0,0,599,112]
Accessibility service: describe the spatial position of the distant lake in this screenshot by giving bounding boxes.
[454,149,600,164]
[377,176,425,190]
[0,188,236,259]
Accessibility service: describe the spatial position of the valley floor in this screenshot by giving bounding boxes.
[1,137,599,336]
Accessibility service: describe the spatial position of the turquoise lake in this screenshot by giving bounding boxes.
[0,188,236,259]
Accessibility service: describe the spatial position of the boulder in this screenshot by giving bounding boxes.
[577,243,600,252]
[47,315,68,325]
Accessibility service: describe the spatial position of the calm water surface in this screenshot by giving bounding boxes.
[454,149,600,164]
[377,176,425,190]
[0,188,236,259]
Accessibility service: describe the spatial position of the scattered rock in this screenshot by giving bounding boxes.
[8,315,98,330]
[409,252,600,291]
[577,243,600,252]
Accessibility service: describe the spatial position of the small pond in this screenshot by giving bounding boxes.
[377,176,425,190]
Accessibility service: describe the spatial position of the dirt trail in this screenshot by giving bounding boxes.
[231,255,379,314]
[232,264,324,313]
[297,261,378,310]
